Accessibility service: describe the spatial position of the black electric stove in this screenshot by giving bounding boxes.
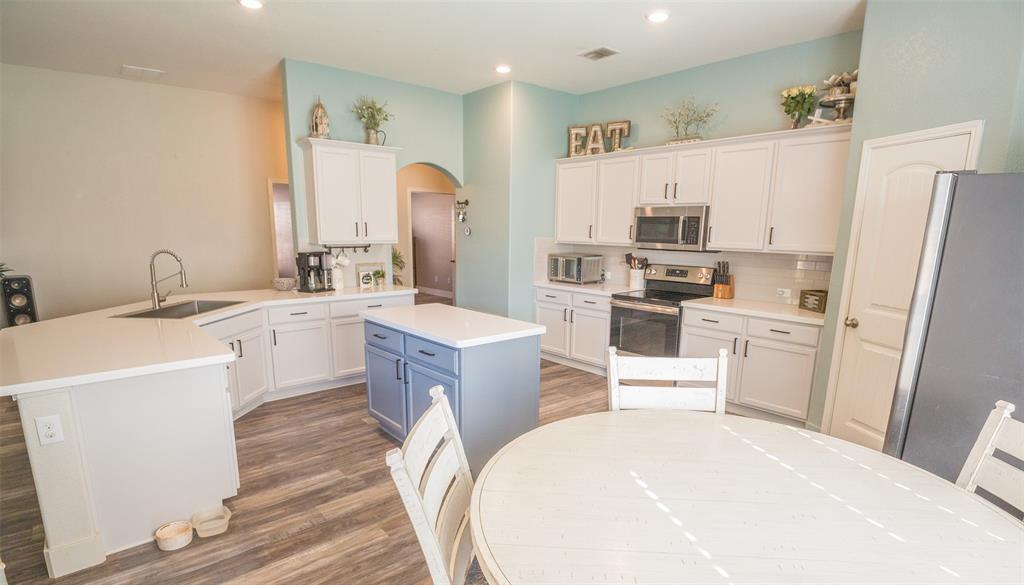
[609,264,715,357]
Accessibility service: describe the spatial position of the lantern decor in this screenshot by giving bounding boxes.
[310,97,330,138]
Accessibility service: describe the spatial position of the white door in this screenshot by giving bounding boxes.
[739,338,815,421]
[707,140,775,251]
[535,302,570,356]
[595,156,639,244]
[681,327,741,402]
[234,327,269,407]
[359,150,398,243]
[331,316,367,378]
[270,321,332,389]
[569,308,610,367]
[638,152,675,205]
[314,146,362,244]
[828,123,981,449]
[673,148,713,205]
[555,161,597,243]
[767,132,850,254]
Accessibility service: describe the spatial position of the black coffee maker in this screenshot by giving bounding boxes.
[296,252,334,293]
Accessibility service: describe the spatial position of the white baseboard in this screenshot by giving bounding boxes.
[44,533,106,578]
[415,286,453,298]
[540,352,606,376]
[234,374,367,422]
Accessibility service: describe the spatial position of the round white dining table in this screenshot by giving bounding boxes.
[469,411,1023,585]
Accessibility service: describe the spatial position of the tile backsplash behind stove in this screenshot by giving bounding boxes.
[534,237,832,305]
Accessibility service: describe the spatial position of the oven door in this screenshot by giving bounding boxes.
[609,300,681,357]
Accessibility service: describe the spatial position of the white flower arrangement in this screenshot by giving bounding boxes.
[781,85,818,99]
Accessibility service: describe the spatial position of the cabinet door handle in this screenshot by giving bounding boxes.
[563,308,567,322]
[707,225,712,242]
[663,183,668,199]
[629,224,633,239]
[545,294,556,299]
[673,182,678,199]
[588,225,593,239]
[418,349,436,357]
[229,341,235,353]
[570,309,575,323]
[373,333,387,340]
[395,358,402,380]
[743,339,749,358]
[769,226,775,245]
[272,329,277,346]
[364,222,368,236]
[367,304,383,308]
[237,339,243,358]
[732,337,738,355]
[355,222,359,237]
[701,318,719,324]
[583,300,596,304]
[769,328,791,335]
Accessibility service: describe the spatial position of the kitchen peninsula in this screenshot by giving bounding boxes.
[361,303,545,474]
[0,286,414,577]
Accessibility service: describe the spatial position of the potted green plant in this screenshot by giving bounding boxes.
[662,98,719,144]
[352,96,394,145]
[0,262,11,279]
[391,248,406,286]
[781,85,818,129]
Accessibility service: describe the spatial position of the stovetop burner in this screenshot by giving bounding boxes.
[610,263,716,308]
[611,289,709,307]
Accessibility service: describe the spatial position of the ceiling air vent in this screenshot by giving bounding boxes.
[579,47,620,61]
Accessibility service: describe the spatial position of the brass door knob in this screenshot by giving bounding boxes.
[844,317,860,328]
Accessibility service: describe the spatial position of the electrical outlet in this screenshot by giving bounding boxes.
[776,288,792,299]
[34,415,64,446]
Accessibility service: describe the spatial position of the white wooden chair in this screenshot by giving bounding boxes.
[956,400,1024,518]
[386,386,487,585]
[607,347,728,413]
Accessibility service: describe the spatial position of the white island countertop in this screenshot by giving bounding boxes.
[0,286,416,396]
[362,304,545,348]
[681,297,826,325]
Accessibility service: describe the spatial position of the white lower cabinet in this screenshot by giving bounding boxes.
[270,320,332,389]
[568,308,610,367]
[681,308,820,422]
[234,326,270,407]
[737,338,816,420]
[331,316,367,377]
[536,301,570,356]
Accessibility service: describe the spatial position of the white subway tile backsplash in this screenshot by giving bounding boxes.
[532,238,833,305]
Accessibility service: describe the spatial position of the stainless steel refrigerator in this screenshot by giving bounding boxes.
[885,172,1023,498]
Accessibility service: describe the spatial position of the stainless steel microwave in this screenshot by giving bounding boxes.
[633,205,711,251]
[547,254,603,284]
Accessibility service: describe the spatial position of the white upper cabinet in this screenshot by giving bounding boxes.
[707,139,776,251]
[555,160,598,243]
[595,156,640,244]
[299,138,400,245]
[638,148,713,206]
[638,152,675,205]
[767,133,850,254]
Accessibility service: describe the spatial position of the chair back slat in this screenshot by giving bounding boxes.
[607,347,728,413]
[957,401,1024,519]
[386,386,475,585]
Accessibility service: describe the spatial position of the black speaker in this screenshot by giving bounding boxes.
[2,275,39,326]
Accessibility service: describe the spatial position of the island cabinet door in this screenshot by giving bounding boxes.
[365,345,407,439]
[405,362,460,431]
[270,321,332,389]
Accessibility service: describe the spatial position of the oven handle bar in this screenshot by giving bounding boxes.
[610,299,680,316]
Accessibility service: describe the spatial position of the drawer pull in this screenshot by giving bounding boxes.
[367,304,383,308]
[418,349,436,357]
[373,333,388,340]
[583,300,596,304]
[544,294,556,299]
[289,311,308,316]
[769,328,791,335]
[701,318,719,324]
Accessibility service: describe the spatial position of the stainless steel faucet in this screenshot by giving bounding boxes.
[150,249,189,308]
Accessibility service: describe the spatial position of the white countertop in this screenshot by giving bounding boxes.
[361,304,545,348]
[681,297,826,325]
[534,281,640,297]
[0,286,416,396]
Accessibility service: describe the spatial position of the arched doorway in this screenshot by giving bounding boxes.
[396,163,459,304]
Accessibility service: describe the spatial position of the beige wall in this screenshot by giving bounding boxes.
[395,163,455,287]
[0,65,287,318]
[411,192,455,295]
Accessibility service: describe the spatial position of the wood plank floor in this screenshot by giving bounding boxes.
[413,292,453,306]
[0,360,607,585]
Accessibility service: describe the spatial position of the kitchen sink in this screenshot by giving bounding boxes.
[115,300,244,319]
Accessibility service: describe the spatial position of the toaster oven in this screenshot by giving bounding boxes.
[547,254,603,284]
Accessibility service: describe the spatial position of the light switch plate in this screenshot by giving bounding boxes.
[34,415,65,446]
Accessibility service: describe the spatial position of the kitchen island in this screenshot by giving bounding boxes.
[361,303,545,475]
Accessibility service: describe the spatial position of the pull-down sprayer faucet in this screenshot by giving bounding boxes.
[149,249,189,309]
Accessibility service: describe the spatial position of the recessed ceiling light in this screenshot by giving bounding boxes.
[238,0,263,9]
[495,64,511,74]
[645,10,670,23]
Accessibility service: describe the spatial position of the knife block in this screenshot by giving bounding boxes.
[713,275,734,299]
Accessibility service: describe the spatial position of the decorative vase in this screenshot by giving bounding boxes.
[365,128,386,146]
[790,114,803,129]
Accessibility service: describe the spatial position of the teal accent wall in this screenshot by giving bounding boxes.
[507,83,579,320]
[807,0,1024,427]
[281,59,464,246]
[578,31,863,147]
[457,82,512,315]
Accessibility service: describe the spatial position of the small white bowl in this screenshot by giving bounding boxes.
[154,520,193,551]
[191,505,232,538]
[272,277,295,291]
